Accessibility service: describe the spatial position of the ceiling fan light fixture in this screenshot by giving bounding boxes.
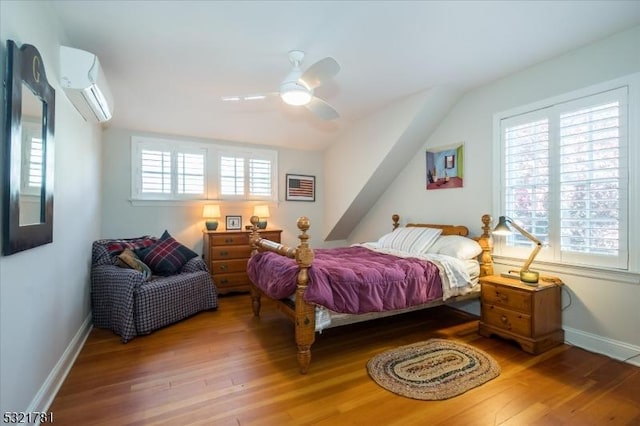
[281,89,312,106]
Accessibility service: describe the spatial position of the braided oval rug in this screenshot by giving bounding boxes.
[367,338,500,400]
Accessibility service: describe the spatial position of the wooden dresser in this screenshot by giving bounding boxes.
[478,274,564,354]
[203,229,282,294]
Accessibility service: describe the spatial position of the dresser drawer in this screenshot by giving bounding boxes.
[483,304,532,337]
[257,231,282,242]
[215,272,250,288]
[209,246,252,260]
[208,233,250,246]
[482,283,531,313]
[203,229,282,294]
[210,259,248,274]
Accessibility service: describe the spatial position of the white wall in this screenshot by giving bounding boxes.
[101,127,330,251]
[0,0,103,418]
[350,26,640,364]
[323,87,461,240]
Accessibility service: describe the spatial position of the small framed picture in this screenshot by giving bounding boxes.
[225,215,242,230]
[286,174,315,202]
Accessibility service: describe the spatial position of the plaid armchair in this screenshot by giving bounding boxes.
[91,236,218,342]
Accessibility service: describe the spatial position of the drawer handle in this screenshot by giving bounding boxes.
[500,315,512,330]
[220,264,228,271]
[220,279,228,284]
[496,292,508,302]
[225,238,234,243]
[219,250,228,256]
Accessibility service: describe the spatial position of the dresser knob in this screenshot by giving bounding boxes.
[501,315,508,323]
[225,238,233,243]
[220,250,228,256]
[220,264,228,270]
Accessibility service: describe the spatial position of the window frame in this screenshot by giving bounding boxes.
[130,136,278,202]
[493,73,640,275]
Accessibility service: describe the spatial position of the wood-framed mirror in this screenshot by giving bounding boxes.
[2,40,55,255]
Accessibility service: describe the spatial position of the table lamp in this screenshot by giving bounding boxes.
[493,215,542,284]
[202,205,221,231]
[253,205,270,229]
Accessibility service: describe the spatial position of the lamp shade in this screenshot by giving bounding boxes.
[253,205,270,218]
[253,205,270,229]
[492,216,512,236]
[202,205,221,219]
[202,205,221,231]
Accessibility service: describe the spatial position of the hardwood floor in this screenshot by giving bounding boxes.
[49,294,640,425]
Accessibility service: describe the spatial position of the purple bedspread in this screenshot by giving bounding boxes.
[247,246,443,314]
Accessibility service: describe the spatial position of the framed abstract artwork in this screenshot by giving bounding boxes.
[426,143,464,190]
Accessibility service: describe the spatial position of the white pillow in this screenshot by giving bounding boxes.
[426,235,483,259]
[378,227,442,254]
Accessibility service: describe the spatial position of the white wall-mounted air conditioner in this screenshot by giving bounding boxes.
[60,45,114,123]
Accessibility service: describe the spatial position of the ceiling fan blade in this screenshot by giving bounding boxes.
[221,92,277,102]
[300,57,340,89]
[305,96,339,120]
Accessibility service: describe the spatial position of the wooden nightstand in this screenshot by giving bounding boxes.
[478,274,564,354]
[203,229,282,294]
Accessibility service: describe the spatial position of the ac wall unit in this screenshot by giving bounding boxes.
[60,45,114,123]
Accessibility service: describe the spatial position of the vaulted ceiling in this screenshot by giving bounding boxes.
[50,1,640,151]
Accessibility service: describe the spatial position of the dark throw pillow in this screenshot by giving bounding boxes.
[135,230,198,276]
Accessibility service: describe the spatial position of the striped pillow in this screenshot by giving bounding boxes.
[378,227,442,254]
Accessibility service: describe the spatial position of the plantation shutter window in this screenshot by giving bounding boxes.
[177,152,205,195]
[220,156,245,196]
[134,138,206,199]
[249,158,272,197]
[141,149,171,194]
[132,136,277,201]
[218,152,276,200]
[499,86,628,270]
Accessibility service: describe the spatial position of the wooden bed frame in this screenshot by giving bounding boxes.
[248,214,494,374]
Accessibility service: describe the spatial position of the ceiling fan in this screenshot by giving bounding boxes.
[223,50,340,120]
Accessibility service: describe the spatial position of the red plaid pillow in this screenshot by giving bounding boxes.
[105,237,157,255]
[134,231,198,276]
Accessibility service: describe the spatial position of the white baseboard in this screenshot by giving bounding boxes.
[26,313,92,425]
[564,326,640,367]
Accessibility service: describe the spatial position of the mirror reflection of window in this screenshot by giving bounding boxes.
[19,83,44,226]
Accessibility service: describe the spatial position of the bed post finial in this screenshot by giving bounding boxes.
[250,215,261,255]
[478,214,494,276]
[481,214,492,238]
[392,214,400,230]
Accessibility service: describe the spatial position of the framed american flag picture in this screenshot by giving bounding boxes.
[286,174,315,202]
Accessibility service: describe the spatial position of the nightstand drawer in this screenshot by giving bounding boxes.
[209,246,252,260]
[208,233,251,246]
[483,304,532,337]
[482,283,531,313]
[210,259,248,274]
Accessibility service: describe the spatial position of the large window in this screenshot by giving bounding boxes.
[496,82,634,271]
[131,136,277,201]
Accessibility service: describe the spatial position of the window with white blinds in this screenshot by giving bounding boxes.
[499,86,629,270]
[220,156,244,196]
[21,121,44,195]
[133,138,206,200]
[218,153,275,200]
[131,136,277,201]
